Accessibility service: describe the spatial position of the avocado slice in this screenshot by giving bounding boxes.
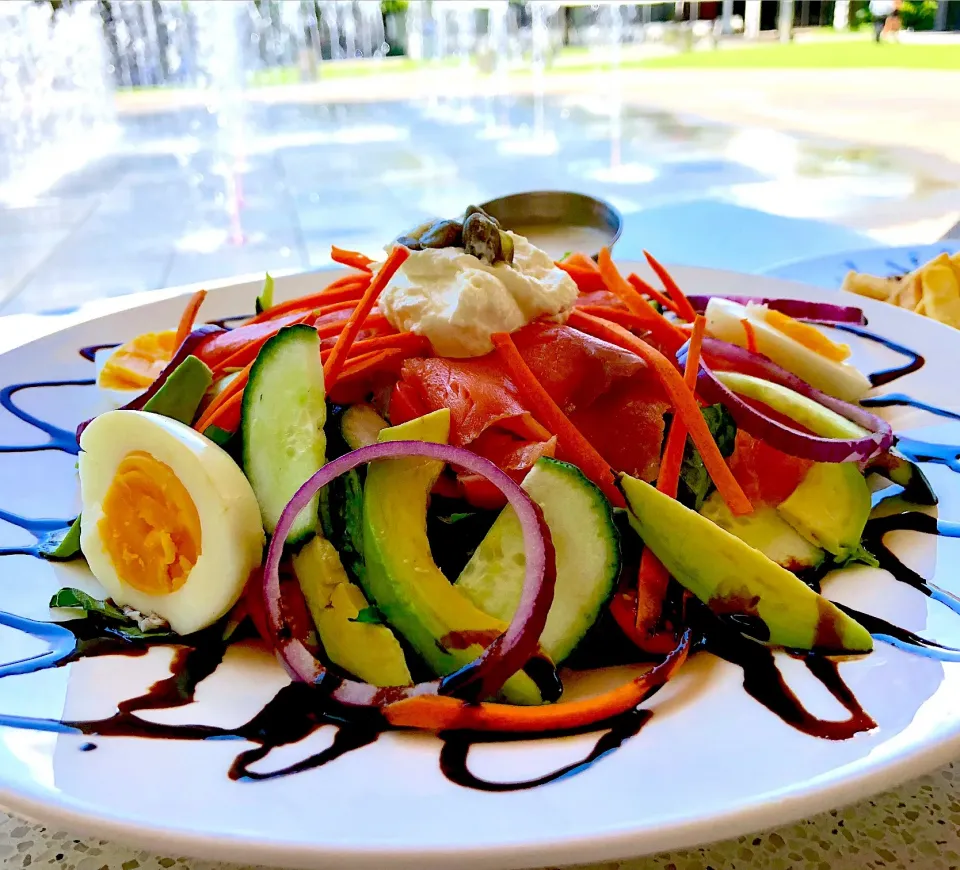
[699,491,824,573]
[293,536,412,687]
[714,371,865,440]
[620,474,872,653]
[142,355,212,425]
[361,409,547,705]
[777,462,874,565]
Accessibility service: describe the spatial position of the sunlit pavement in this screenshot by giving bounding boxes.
[1,66,959,315]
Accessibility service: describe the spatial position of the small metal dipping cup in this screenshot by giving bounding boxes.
[479,191,622,260]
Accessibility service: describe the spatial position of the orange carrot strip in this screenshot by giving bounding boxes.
[324,246,409,390]
[246,281,368,325]
[322,331,426,363]
[562,251,600,271]
[643,250,698,323]
[635,315,706,629]
[568,310,751,516]
[175,290,207,348]
[330,245,374,272]
[384,631,690,732]
[491,332,623,508]
[576,304,660,335]
[207,312,315,375]
[338,348,406,382]
[741,318,758,354]
[315,313,390,340]
[597,248,686,351]
[197,390,243,434]
[194,363,253,433]
[556,261,606,294]
[627,273,682,317]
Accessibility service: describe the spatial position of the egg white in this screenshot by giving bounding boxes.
[79,410,265,635]
[705,298,871,402]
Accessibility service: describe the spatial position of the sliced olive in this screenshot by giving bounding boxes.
[419,219,464,249]
[463,213,503,264]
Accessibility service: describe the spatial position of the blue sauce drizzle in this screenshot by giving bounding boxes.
[0,380,91,455]
[0,509,74,558]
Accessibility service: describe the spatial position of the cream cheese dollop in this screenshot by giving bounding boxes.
[378,231,578,358]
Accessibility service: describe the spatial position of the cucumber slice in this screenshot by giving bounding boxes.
[456,457,619,663]
[242,324,327,545]
[341,403,388,450]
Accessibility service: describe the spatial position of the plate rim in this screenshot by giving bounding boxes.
[0,263,958,869]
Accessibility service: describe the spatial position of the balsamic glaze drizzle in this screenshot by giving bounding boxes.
[0,321,957,790]
[820,323,926,387]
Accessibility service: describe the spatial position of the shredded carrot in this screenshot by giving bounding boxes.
[194,364,252,433]
[627,273,682,317]
[635,315,706,629]
[338,347,406,382]
[562,251,600,271]
[197,390,243,434]
[575,304,659,335]
[247,280,368,324]
[383,631,690,732]
[174,290,207,348]
[556,261,606,294]
[741,318,758,354]
[491,332,623,508]
[315,313,390,340]
[643,250,698,323]
[330,245,374,272]
[597,248,686,352]
[568,310,752,516]
[205,312,315,376]
[322,331,427,364]
[324,246,409,391]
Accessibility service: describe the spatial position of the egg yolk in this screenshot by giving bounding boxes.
[98,451,202,595]
[765,310,851,362]
[99,330,178,391]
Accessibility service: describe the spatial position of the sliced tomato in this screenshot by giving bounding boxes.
[728,430,813,506]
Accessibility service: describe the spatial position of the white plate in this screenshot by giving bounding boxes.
[761,243,960,289]
[1,265,960,870]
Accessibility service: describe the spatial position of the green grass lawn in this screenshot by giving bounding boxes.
[634,40,960,70]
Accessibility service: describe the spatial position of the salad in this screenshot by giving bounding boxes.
[17,204,952,785]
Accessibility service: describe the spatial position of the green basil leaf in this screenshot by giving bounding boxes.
[37,517,83,561]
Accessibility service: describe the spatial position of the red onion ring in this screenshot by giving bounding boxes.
[76,324,223,440]
[262,440,556,707]
[686,295,865,325]
[678,337,893,462]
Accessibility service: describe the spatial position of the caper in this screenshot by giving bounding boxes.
[464,204,498,226]
[463,213,503,264]
[419,219,464,249]
[499,230,515,265]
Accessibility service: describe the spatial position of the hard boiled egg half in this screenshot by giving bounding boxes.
[96,329,179,407]
[705,298,871,402]
[79,410,265,636]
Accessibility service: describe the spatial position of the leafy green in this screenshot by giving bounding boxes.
[677,404,738,511]
[49,588,174,640]
[255,272,275,314]
[37,517,83,561]
[350,606,384,625]
[203,424,234,447]
[436,511,475,525]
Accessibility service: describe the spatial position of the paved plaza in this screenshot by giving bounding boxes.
[1,66,959,315]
